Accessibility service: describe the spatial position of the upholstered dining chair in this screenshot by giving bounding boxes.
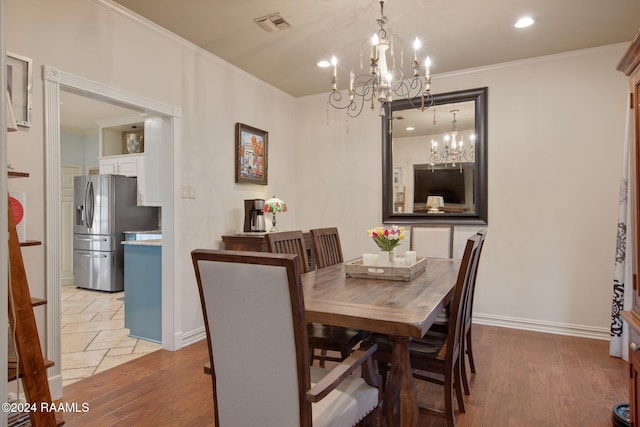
[372,234,482,427]
[411,225,455,335]
[192,250,381,427]
[308,227,370,367]
[410,224,454,258]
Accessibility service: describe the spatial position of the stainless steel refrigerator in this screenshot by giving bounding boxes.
[73,174,159,292]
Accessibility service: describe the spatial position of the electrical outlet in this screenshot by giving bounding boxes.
[188,185,196,199]
[181,184,189,198]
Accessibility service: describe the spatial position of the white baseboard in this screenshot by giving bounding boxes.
[48,374,63,401]
[181,326,206,347]
[473,312,610,341]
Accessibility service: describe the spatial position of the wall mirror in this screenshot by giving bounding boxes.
[382,87,488,224]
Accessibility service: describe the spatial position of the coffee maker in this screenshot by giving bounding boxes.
[243,199,266,232]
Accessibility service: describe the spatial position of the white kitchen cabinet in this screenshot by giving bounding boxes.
[97,116,167,207]
[98,154,149,205]
[98,153,143,177]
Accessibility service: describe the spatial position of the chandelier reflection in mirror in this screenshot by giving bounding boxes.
[429,109,475,171]
[324,0,433,121]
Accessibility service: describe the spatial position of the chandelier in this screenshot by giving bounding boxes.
[429,109,475,170]
[324,0,433,119]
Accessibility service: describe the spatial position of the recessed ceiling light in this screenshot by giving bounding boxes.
[317,60,331,68]
[406,126,415,131]
[514,16,535,28]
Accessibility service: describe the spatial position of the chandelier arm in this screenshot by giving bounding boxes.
[327,89,368,118]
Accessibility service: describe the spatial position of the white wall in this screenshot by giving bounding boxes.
[5,0,298,345]
[60,130,98,171]
[4,0,630,365]
[296,45,629,337]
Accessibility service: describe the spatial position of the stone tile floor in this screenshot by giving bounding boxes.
[61,286,162,387]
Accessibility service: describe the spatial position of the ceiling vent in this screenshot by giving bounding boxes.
[254,13,293,32]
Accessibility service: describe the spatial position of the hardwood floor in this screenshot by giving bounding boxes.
[61,325,627,426]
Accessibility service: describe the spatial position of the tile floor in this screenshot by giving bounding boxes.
[61,286,162,387]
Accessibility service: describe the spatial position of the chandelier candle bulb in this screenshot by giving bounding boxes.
[413,37,420,61]
[371,34,378,58]
[331,56,337,79]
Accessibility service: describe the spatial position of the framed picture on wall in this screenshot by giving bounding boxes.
[7,53,32,127]
[393,167,402,188]
[235,122,268,185]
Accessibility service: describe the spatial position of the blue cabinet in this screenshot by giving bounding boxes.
[123,243,161,343]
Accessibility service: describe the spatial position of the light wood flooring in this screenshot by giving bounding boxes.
[61,325,628,426]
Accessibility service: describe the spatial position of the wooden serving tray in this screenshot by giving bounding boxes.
[345,257,427,281]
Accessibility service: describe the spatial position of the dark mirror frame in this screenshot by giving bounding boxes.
[382,86,488,225]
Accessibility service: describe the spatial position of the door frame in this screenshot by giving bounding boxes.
[59,164,82,286]
[43,65,182,399]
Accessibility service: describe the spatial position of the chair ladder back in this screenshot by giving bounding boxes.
[265,230,311,273]
[310,227,344,269]
[465,230,487,321]
[447,235,481,365]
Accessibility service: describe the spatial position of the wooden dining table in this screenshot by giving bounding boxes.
[301,258,461,427]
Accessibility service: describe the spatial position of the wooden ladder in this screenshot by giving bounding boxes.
[7,200,58,426]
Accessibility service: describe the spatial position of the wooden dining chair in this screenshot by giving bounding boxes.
[265,230,311,273]
[459,229,487,393]
[410,224,454,258]
[411,225,455,333]
[308,227,370,367]
[429,229,486,396]
[268,230,368,367]
[372,234,481,427]
[309,227,344,269]
[192,249,381,426]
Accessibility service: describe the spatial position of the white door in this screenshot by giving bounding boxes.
[60,164,82,285]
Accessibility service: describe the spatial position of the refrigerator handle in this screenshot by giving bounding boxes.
[75,204,84,226]
[86,180,95,229]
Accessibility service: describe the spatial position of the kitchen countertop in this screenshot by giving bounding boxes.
[121,239,162,246]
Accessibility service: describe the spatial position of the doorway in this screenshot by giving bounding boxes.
[58,90,163,386]
[43,66,180,398]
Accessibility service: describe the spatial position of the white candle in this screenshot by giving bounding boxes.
[349,69,354,92]
[363,253,377,266]
[371,34,379,58]
[378,251,389,267]
[331,56,337,79]
[405,251,417,266]
[413,37,420,61]
[425,56,431,80]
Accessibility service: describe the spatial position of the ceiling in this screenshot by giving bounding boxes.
[111,0,640,98]
[60,90,147,134]
[61,0,640,134]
